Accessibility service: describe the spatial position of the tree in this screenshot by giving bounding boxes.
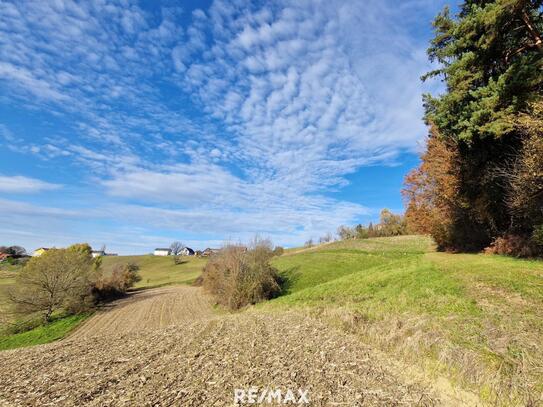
[405,0,543,254]
[337,225,356,240]
[9,244,98,322]
[319,232,333,243]
[0,246,26,257]
[379,209,407,237]
[170,241,185,256]
[93,263,141,300]
[355,224,368,239]
[367,222,376,238]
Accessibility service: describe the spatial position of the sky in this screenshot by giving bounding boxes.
[0,0,448,254]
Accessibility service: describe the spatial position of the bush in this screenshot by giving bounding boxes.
[272,246,284,256]
[532,225,543,248]
[201,239,282,310]
[92,263,141,301]
[484,235,538,258]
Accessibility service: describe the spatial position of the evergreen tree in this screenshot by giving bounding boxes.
[407,0,543,254]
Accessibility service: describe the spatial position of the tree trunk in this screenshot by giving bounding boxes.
[521,9,543,52]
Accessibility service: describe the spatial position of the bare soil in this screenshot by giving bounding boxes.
[0,287,477,406]
[70,286,213,339]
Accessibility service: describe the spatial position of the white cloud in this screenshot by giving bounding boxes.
[0,175,62,193]
[0,0,448,251]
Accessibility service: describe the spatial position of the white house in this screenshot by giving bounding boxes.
[91,250,105,258]
[33,248,50,257]
[154,248,171,256]
[181,247,195,256]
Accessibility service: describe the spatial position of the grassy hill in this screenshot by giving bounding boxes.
[265,236,543,405]
[100,255,205,289]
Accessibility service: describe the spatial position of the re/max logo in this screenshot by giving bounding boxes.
[234,388,310,404]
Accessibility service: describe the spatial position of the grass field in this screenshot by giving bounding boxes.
[265,236,543,405]
[101,254,206,288]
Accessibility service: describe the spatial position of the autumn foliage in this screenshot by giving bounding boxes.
[403,1,543,256]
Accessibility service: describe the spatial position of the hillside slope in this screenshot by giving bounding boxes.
[101,255,205,289]
[266,236,543,404]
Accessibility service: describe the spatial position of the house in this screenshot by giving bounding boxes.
[91,250,105,258]
[181,247,195,256]
[33,248,49,257]
[202,248,219,257]
[154,248,171,256]
[0,253,12,263]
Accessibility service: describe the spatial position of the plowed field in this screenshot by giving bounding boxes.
[0,286,477,406]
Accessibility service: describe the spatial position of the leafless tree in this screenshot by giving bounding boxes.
[170,241,185,256]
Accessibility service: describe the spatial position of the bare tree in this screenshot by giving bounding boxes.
[170,241,185,256]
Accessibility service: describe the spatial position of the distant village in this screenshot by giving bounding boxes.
[0,244,222,264]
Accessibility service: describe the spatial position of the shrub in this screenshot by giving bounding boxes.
[532,225,543,248]
[201,239,282,310]
[484,235,538,258]
[92,263,141,301]
[272,246,284,256]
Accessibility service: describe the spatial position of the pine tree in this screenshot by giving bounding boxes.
[407,0,543,254]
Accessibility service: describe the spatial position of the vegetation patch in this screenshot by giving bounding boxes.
[261,236,543,405]
[0,313,90,351]
[202,239,282,310]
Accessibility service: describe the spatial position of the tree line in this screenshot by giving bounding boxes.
[337,209,408,241]
[403,0,543,257]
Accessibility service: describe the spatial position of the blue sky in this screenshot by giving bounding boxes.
[0,0,447,254]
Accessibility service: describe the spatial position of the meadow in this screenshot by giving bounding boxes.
[100,254,205,288]
[265,236,543,404]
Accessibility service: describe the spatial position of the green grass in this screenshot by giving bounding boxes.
[101,255,206,289]
[263,235,543,405]
[0,313,90,351]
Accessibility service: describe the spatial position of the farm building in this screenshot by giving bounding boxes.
[154,248,171,256]
[181,247,195,256]
[91,250,105,258]
[33,248,49,257]
[202,248,219,257]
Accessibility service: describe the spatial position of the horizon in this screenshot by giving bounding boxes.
[0,0,448,254]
